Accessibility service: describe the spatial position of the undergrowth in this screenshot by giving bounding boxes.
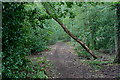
[28,56,52,78]
[81,60,113,70]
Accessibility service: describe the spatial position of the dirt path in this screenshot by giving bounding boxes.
[30,42,120,78]
[43,42,96,78]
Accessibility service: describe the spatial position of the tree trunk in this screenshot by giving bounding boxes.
[53,18,98,59]
[114,3,120,63]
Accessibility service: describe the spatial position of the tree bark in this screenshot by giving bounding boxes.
[43,5,98,59]
[114,3,120,63]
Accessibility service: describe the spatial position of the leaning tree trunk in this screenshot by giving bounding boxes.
[114,3,120,63]
[53,18,98,59]
[42,3,98,59]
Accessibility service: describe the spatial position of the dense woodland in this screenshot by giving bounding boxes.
[2,2,120,78]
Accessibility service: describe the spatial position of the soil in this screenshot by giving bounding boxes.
[29,42,120,78]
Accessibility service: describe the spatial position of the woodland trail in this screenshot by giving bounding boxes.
[43,42,96,78]
[30,42,120,78]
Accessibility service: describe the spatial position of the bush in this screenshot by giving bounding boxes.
[2,3,48,78]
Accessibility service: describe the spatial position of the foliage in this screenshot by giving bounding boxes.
[74,46,90,58]
[28,56,51,78]
[2,2,48,78]
[66,3,117,57]
[43,2,117,54]
[71,3,116,50]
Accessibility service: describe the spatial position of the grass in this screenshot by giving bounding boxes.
[81,59,113,70]
[81,60,113,65]
[66,41,74,45]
